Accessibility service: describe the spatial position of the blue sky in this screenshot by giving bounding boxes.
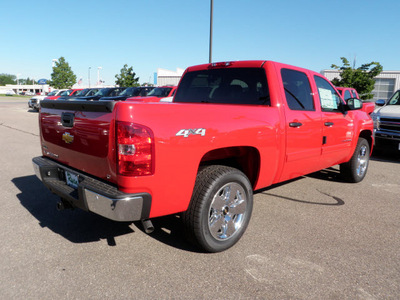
[1,0,399,86]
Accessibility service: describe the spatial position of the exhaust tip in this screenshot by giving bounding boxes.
[141,219,154,234]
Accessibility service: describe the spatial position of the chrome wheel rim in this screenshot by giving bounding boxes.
[208,182,247,241]
[356,145,368,177]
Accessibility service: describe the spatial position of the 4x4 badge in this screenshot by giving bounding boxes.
[176,128,206,138]
[62,132,74,144]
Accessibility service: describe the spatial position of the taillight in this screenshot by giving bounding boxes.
[117,121,154,176]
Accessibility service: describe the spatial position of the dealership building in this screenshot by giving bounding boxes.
[155,68,185,86]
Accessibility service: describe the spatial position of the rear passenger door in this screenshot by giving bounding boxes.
[314,75,353,166]
[280,68,323,181]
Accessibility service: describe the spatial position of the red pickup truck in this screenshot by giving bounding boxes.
[33,60,373,252]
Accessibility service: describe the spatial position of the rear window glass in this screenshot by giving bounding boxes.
[174,68,270,105]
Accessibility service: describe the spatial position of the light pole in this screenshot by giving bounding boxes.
[88,67,91,88]
[209,0,213,63]
[16,73,21,95]
[97,67,102,86]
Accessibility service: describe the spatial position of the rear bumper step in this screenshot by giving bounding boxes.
[32,156,151,221]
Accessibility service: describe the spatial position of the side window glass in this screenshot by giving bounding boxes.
[344,90,352,100]
[314,76,342,112]
[281,69,314,111]
[388,91,400,105]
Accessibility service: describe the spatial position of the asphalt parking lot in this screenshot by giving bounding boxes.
[1,97,399,299]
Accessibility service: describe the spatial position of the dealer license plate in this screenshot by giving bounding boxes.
[65,171,79,189]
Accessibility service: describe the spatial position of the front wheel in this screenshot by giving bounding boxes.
[183,165,253,253]
[340,137,370,183]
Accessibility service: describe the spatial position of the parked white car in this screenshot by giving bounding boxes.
[5,90,15,96]
[28,90,61,111]
[371,89,400,152]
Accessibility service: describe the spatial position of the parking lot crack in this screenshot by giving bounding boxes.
[0,123,39,137]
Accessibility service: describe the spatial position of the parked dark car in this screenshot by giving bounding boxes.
[58,88,100,100]
[99,86,154,101]
[75,87,126,101]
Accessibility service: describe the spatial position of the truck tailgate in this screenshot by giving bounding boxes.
[39,100,117,183]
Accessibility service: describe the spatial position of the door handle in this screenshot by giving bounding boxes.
[324,122,334,126]
[289,122,303,127]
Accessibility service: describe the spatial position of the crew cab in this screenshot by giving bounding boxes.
[336,87,359,100]
[33,60,373,252]
[372,89,400,152]
[336,86,374,115]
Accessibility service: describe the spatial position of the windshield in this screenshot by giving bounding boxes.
[147,87,172,97]
[75,89,89,96]
[94,88,111,97]
[47,91,57,96]
[60,89,73,96]
[119,87,141,97]
[388,91,400,105]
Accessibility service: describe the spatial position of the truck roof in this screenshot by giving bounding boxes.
[185,60,321,77]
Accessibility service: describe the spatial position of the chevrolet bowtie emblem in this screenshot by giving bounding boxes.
[62,132,74,144]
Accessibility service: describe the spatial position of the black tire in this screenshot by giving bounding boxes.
[183,165,253,253]
[340,137,370,183]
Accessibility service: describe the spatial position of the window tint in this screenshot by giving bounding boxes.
[314,76,342,112]
[174,68,270,105]
[281,69,314,111]
[344,90,352,100]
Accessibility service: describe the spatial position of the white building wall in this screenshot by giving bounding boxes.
[156,68,184,86]
[0,84,51,95]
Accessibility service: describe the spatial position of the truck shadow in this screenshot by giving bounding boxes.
[305,167,346,183]
[256,168,345,206]
[371,149,400,163]
[133,216,201,253]
[12,175,199,252]
[12,175,134,246]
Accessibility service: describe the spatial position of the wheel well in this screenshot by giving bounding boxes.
[199,146,260,188]
[359,130,373,150]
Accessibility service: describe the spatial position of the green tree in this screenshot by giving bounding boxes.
[19,77,37,85]
[0,73,16,85]
[49,57,77,89]
[331,57,383,100]
[115,64,140,87]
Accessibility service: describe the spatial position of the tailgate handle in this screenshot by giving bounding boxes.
[61,112,75,128]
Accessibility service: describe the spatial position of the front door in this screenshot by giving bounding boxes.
[314,75,353,167]
[279,68,323,182]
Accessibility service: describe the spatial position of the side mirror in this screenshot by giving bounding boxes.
[345,98,363,110]
[375,99,385,106]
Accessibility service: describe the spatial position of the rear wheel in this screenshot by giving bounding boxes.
[183,165,253,252]
[340,137,370,183]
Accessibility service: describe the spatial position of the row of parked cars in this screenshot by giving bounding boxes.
[28,86,176,111]
[27,83,400,154]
